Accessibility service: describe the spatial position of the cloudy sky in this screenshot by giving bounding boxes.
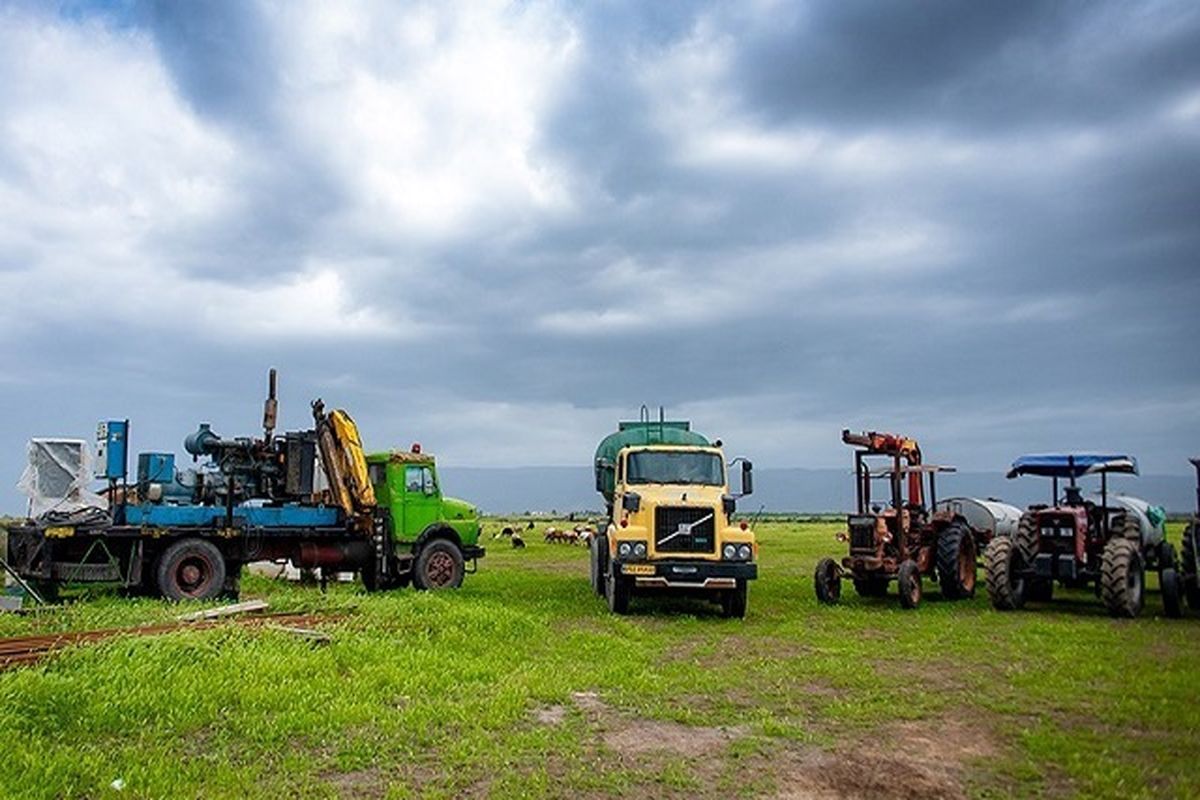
[1,0,1198,511]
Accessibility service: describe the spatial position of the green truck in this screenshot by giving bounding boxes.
[589,413,756,617]
[362,448,484,590]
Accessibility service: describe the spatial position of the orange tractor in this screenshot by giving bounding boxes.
[814,429,994,609]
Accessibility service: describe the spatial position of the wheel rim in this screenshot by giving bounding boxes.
[426,551,456,587]
[175,555,213,597]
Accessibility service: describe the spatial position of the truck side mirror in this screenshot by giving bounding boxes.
[622,492,641,513]
[741,460,753,497]
[596,458,613,493]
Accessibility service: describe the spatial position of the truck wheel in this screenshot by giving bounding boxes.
[813,558,841,604]
[721,580,748,619]
[936,522,976,600]
[897,560,922,609]
[1101,538,1144,618]
[156,538,227,601]
[1182,523,1200,609]
[606,569,631,614]
[852,576,888,597]
[984,537,1026,611]
[589,534,608,597]
[413,540,465,590]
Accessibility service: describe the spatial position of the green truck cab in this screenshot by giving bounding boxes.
[365,449,485,590]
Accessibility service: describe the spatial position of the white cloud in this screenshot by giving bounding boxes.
[275,0,580,238]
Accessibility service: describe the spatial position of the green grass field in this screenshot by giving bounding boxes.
[1,520,1197,799]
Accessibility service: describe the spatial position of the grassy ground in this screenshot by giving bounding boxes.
[0,520,1196,799]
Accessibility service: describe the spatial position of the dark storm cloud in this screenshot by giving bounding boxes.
[729,1,1200,132]
[139,1,279,126]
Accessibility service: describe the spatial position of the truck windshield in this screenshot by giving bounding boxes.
[627,451,723,486]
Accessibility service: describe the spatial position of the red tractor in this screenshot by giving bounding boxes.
[814,430,989,609]
[984,454,1181,618]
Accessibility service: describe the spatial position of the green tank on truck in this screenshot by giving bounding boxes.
[365,449,484,591]
[589,415,757,617]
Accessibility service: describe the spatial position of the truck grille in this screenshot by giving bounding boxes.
[654,507,717,553]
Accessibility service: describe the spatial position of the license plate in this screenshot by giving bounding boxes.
[44,526,75,538]
[623,564,656,576]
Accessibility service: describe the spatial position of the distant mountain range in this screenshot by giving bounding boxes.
[440,466,1198,517]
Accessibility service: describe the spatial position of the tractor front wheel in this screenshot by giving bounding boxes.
[984,536,1026,611]
[897,560,922,609]
[814,558,841,604]
[1101,538,1145,618]
[936,522,977,599]
[1162,567,1183,618]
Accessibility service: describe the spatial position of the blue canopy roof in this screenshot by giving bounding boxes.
[1007,454,1138,479]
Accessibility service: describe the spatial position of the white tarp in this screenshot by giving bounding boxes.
[16,439,105,518]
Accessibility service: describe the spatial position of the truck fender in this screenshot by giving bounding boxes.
[414,524,463,553]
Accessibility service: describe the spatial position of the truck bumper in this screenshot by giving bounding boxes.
[615,559,756,590]
[462,544,486,561]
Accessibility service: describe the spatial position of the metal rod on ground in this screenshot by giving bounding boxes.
[0,556,46,606]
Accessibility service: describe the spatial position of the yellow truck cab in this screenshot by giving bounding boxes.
[590,417,756,617]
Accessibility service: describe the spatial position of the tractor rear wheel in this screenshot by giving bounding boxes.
[897,560,922,609]
[1181,523,1200,610]
[984,536,1026,611]
[1016,512,1039,561]
[1101,538,1145,618]
[852,576,889,597]
[814,558,841,604]
[1110,513,1141,540]
[936,522,976,599]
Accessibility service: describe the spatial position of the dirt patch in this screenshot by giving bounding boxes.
[761,715,1005,800]
[570,690,608,712]
[531,704,569,725]
[767,746,965,800]
[604,719,747,758]
[323,767,385,800]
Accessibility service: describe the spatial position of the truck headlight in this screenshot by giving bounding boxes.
[737,544,752,561]
[633,542,647,558]
[723,543,737,559]
[618,542,632,558]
